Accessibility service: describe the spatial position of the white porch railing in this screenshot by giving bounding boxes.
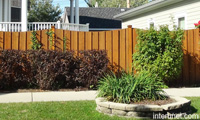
[0,21,89,32]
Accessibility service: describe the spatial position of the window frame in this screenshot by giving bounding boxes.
[175,12,187,30]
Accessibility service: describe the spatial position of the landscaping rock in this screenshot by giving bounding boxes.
[99,106,112,114]
[112,109,127,116]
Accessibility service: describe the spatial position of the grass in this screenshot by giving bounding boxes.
[0,97,199,120]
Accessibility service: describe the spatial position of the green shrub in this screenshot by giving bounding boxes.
[97,72,167,104]
[133,25,184,81]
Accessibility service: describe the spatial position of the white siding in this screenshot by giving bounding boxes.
[122,0,200,30]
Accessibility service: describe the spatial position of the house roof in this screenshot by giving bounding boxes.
[114,0,184,20]
[65,7,131,29]
[65,7,130,20]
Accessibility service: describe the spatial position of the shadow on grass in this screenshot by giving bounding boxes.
[190,105,198,114]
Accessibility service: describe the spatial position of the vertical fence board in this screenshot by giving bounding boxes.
[194,29,200,85]
[127,27,133,73]
[120,29,126,71]
[12,32,19,50]
[188,30,195,86]
[92,32,99,50]
[79,32,85,51]
[71,31,78,54]
[55,29,64,51]
[112,30,119,72]
[99,31,106,50]
[64,30,71,50]
[0,32,3,50]
[106,31,112,64]
[27,31,32,50]
[41,30,48,50]
[19,32,27,50]
[85,32,92,50]
[182,30,189,86]
[4,32,12,49]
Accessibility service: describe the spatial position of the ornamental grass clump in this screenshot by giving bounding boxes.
[97,72,167,104]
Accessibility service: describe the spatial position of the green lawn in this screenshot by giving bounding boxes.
[0,97,199,120]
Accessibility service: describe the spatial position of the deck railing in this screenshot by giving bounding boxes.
[0,21,89,32]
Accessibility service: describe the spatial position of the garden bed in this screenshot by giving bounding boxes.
[96,96,191,119]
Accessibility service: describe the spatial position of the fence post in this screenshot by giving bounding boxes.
[127,25,133,73]
[57,21,61,29]
[51,26,55,50]
[86,23,90,31]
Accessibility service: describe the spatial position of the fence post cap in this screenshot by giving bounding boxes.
[128,25,132,28]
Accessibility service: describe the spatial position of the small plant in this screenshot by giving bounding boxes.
[98,72,167,104]
[46,29,54,50]
[194,20,200,28]
[30,31,41,50]
[63,36,67,52]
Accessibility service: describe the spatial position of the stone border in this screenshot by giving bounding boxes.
[96,96,191,118]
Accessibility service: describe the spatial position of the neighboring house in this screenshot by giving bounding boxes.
[114,0,200,30]
[0,0,23,22]
[64,7,130,31]
[0,0,88,32]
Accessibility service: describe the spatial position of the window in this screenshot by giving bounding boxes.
[148,18,155,29]
[178,17,185,29]
[150,22,154,28]
[175,12,187,30]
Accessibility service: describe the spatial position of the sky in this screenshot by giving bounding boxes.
[52,0,88,11]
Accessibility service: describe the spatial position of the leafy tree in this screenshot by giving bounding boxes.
[84,0,149,8]
[28,0,62,22]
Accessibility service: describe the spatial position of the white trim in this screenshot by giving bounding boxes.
[4,0,9,22]
[21,0,28,31]
[175,12,187,30]
[89,28,120,31]
[148,18,155,29]
[9,0,11,22]
[0,0,2,22]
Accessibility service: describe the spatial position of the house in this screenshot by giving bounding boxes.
[64,7,130,31]
[114,0,200,30]
[0,0,89,32]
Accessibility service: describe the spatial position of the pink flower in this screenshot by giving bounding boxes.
[198,21,200,24]
[194,23,198,26]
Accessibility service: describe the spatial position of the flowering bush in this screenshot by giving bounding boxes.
[194,20,200,28]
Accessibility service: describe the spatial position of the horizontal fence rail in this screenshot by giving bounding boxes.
[0,27,199,87]
[0,22,89,32]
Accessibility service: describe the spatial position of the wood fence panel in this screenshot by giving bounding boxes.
[112,30,119,72]
[41,30,48,50]
[19,32,27,50]
[79,32,85,51]
[106,31,112,64]
[99,31,106,50]
[12,32,19,50]
[55,29,64,51]
[4,32,12,49]
[85,32,92,50]
[194,29,200,85]
[120,29,126,71]
[64,30,71,50]
[0,32,3,50]
[27,31,32,50]
[92,32,99,50]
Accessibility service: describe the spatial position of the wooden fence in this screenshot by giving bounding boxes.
[0,27,200,87]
